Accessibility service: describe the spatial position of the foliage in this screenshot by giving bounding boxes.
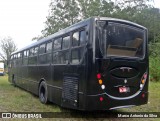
[154,32,160,43]
[35,0,160,44]
[41,0,81,37]
[0,37,17,65]
[139,8,160,43]
[149,43,160,57]
[36,0,116,38]
[149,43,160,82]
[149,57,160,82]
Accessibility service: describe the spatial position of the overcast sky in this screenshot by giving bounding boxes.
[0,0,50,49]
[154,0,160,8]
[0,0,159,50]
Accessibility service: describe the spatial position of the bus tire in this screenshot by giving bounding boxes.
[39,81,48,104]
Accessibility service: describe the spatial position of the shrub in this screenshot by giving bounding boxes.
[149,57,160,82]
[149,43,160,57]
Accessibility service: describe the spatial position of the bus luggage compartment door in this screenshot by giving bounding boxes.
[61,74,79,108]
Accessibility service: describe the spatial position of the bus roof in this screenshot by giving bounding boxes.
[12,17,147,55]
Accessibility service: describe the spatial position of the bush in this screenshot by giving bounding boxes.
[149,43,160,57]
[149,57,160,82]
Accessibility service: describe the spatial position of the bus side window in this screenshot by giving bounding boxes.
[60,35,70,64]
[34,47,38,55]
[53,38,62,51]
[18,53,21,58]
[46,42,52,63]
[23,51,26,65]
[80,30,86,45]
[39,43,47,64]
[23,50,28,65]
[18,52,22,65]
[72,32,79,47]
[29,48,34,56]
[39,44,46,54]
[26,50,29,57]
[28,47,37,65]
[53,36,69,64]
[20,53,22,58]
[62,36,70,49]
[71,30,85,64]
[46,42,52,53]
[14,54,18,66]
[24,51,26,57]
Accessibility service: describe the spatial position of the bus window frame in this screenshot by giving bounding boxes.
[62,34,70,50]
[52,33,71,65]
[70,28,86,65]
[28,46,38,65]
[53,37,62,51]
[22,50,29,65]
[44,40,53,64]
[38,41,53,65]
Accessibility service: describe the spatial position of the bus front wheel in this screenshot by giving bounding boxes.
[39,81,48,104]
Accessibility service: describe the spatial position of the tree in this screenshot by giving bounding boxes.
[113,0,152,20]
[131,7,160,43]
[0,37,17,65]
[78,0,102,19]
[35,0,158,43]
[115,0,152,9]
[40,0,115,38]
[41,0,81,37]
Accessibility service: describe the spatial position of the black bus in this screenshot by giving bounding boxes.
[9,17,149,110]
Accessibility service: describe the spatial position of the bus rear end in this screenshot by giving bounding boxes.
[86,17,148,110]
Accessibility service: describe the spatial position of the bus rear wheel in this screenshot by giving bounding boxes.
[39,81,48,104]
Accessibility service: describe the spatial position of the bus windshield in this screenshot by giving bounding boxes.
[98,22,145,58]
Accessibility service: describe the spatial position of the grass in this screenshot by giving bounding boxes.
[0,76,61,112]
[0,75,159,121]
